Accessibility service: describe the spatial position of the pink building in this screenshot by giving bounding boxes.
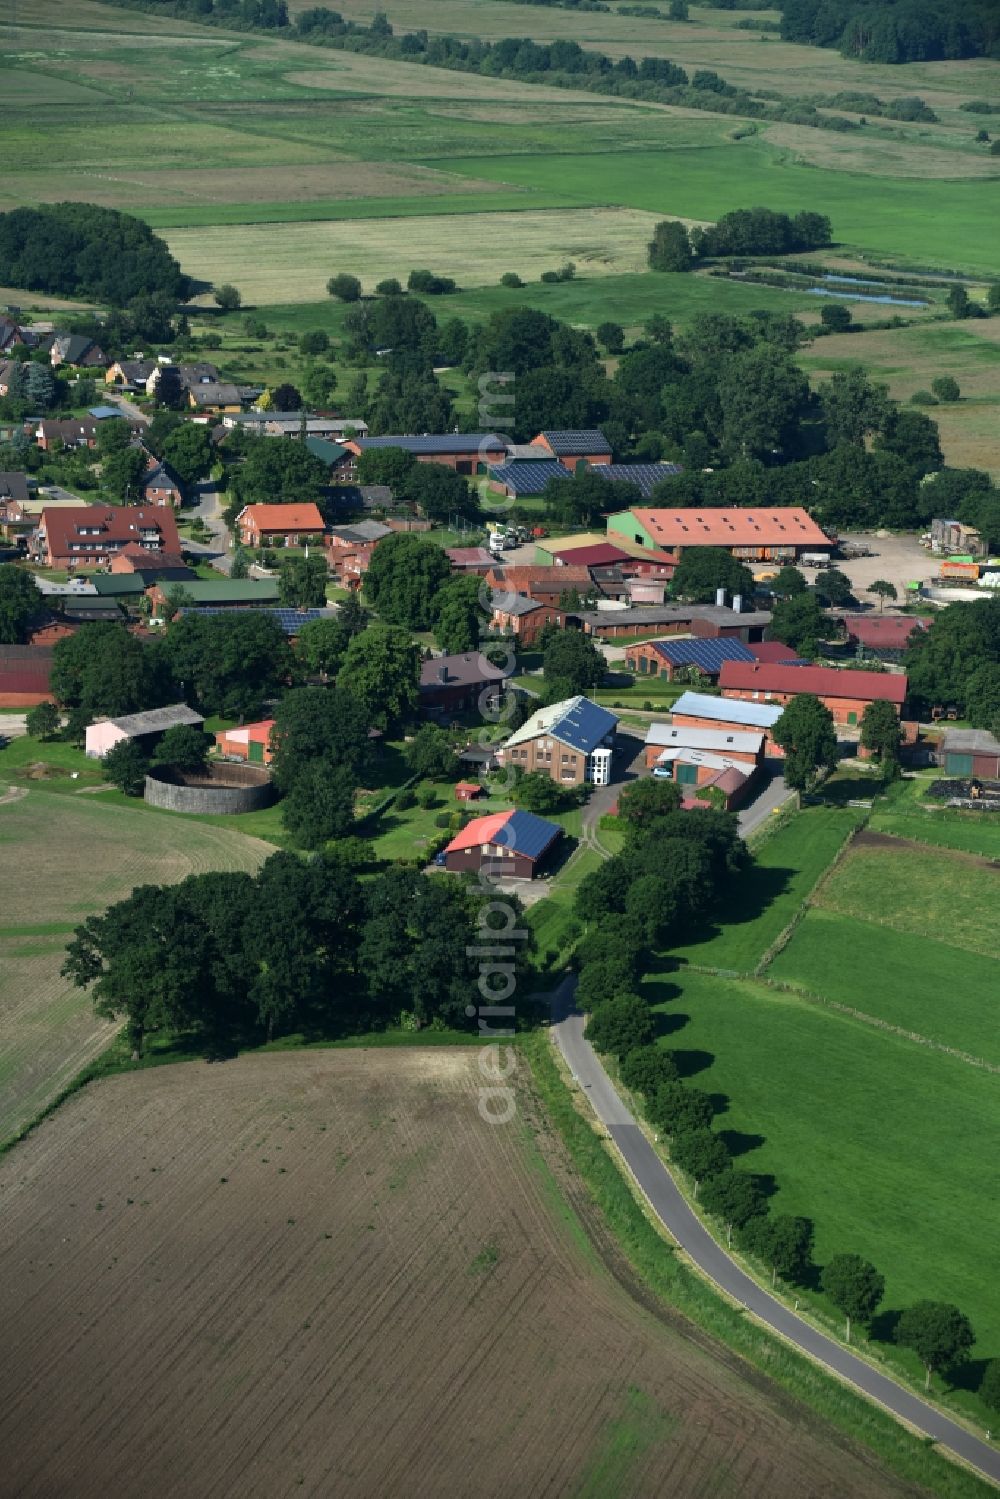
[85,703,204,760]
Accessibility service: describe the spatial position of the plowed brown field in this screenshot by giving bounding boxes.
[0,1050,923,1498]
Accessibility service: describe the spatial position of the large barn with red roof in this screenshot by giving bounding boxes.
[607,506,830,562]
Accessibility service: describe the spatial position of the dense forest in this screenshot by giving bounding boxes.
[0,204,188,305]
[779,0,1000,62]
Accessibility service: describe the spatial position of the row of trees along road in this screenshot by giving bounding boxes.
[576,778,990,1400]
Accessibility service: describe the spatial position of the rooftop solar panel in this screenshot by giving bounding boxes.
[177,607,326,636]
[651,637,756,672]
[497,810,563,861]
[489,460,572,495]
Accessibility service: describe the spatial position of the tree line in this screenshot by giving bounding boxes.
[62,848,531,1055]
[575,778,995,1404]
[779,0,1000,63]
[107,0,866,135]
[0,203,188,305]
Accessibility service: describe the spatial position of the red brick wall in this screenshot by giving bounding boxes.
[721,687,899,726]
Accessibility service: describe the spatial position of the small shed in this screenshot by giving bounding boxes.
[938,729,1000,779]
[454,781,484,802]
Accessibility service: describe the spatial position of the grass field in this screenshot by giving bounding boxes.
[815,834,1000,959]
[643,966,1000,1406]
[0,787,269,1148]
[0,1046,920,1498]
[670,804,864,974]
[767,908,1000,1066]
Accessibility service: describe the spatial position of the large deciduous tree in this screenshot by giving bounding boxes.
[895,1302,976,1390]
[0,563,40,644]
[364,533,452,629]
[820,1254,885,1343]
[337,625,421,730]
[772,693,838,791]
[670,547,754,604]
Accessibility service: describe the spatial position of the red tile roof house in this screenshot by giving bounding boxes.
[0,645,55,707]
[236,503,326,549]
[485,564,592,604]
[441,808,563,880]
[719,661,908,729]
[843,614,932,661]
[446,546,495,574]
[420,652,510,714]
[33,505,181,569]
[215,719,276,766]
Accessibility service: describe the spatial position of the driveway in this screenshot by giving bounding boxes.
[550,976,1000,1487]
[101,388,148,426]
[187,484,232,573]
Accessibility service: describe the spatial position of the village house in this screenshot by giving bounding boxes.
[645,719,765,776]
[488,591,565,645]
[48,333,107,369]
[85,702,204,760]
[109,543,194,587]
[140,455,184,508]
[440,808,562,880]
[105,358,158,391]
[719,661,908,727]
[419,651,509,715]
[236,502,326,550]
[607,506,831,562]
[325,519,391,586]
[187,382,243,415]
[33,417,100,451]
[485,564,592,605]
[145,362,219,397]
[0,314,25,353]
[33,504,181,569]
[497,695,618,787]
[625,636,757,684]
[215,719,276,767]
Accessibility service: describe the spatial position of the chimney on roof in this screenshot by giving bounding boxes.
[437,664,449,683]
[733,594,743,613]
[715,587,726,608]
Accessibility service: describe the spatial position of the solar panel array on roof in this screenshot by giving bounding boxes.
[652,637,756,672]
[499,810,563,861]
[551,697,619,754]
[537,430,609,455]
[489,460,572,495]
[589,464,682,498]
[177,607,326,636]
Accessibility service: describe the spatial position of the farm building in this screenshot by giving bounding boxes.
[843,614,932,662]
[109,545,194,586]
[747,640,805,664]
[446,546,494,574]
[486,565,592,605]
[32,505,181,569]
[224,412,368,441]
[607,507,831,562]
[535,531,677,575]
[719,661,907,726]
[576,602,771,643]
[498,695,617,786]
[345,433,507,475]
[625,636,756,683]
[236,503,326,549]
[441,808,562,879]
[149,578,281,616]
[488,592,565,645]
[528,430,612,468]
[0,645,54,707]
[175,606,326,639]
[588,463,683,497]
[487,459,572,498]
[668,690,786,757]
[215,719,276,766]
[937,729,1000,779]
[85,703,204,760]
[419,652,509,714]
[645,719,764,773]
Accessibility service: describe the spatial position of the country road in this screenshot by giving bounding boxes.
[550,987,1000,1485]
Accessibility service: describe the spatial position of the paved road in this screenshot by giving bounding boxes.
[187,484,232,573]
[551,977,1000,1485]
[738,765,792,837]
[101,388,148,426]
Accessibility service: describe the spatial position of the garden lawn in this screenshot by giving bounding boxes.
[766,908,1000,1067]
[670,806,864,974]
[816,840,1000,959]
[643,968,1000,1402]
